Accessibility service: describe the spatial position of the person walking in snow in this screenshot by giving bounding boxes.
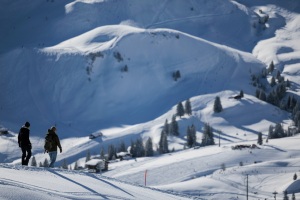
[44,126,62,168]
[18,121,32,166]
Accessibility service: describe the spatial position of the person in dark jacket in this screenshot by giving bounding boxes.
[45,126,62,168]
[18,121,32,165]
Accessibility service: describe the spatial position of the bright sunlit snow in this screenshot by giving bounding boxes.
[1,0,300,199]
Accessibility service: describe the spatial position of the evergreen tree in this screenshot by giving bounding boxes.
[118,140,127,152]
[170,115,179,136]
[86,149,91,162]
[39,162,43,167]
[176,102,185,118]
[268,61,275,74]
[130,140,137,157]
[135,137,145,157]
[259,90,267,101]
[31,156,37,167]
[107,144,116,160]
[202,123,215,146]
[268,125,274,139]
[273,123,285,138]
[213,96,223,113]
[257,132,263,145]
[255,89,260,98]
[186,125,197,148]
[73,161,78,170]
[43,158,49,167]
[144,137,154,157]
[286,79,291,88]
[293,173,297,180]
[270,76,276,87]
[158,131,169,154]
[163,119,169,135]
[283,190,289,200]
[61,159,68,169]
[99,147,105,160]
[240,90,244,98]
[185,99,192,115]
[292,193,295,200]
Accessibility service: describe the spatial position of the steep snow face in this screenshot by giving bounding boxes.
[0,25,265,136]
[0,0,259,53]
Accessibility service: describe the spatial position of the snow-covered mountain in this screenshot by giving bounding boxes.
[1,0,300,199]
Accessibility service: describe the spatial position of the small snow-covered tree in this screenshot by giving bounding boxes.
[268,61,275,74]
[31,156,37,167]
[144,137,154,157]
[170,115,179,136]
[86,149,91,162]
[257,132,263,145]
[283,190,289,200]
[239,90,244,98]
[202,123,215,146]
[61,159,68,169]
[293,173,297,180]
[73,161,78,170]
[158,131,169,154]
[176,102,185,118]
[163,119,169,135]
[43,158,49,167]
[118,140,126,152]
[213,96,223,113]
[185,98,192,115]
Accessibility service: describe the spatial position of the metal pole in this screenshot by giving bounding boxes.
[219,132,220,147]
[246,174,248,200]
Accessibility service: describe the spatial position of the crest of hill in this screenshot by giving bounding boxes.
[0,24,265,136]
[0,0,258,53]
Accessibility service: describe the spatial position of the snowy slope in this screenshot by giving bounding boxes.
[1,0,300,200]
[0,164,191,200]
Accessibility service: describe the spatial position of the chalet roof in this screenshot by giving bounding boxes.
[85,159,104,166]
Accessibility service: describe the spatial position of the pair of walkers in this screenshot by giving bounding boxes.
[18,122,62,167]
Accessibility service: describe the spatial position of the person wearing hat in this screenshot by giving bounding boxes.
[18,121,32,166]
[45,126,62,168]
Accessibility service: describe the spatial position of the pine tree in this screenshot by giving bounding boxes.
[176,102,185,118]
[257,132,263,145]
[43,158,49,167]
[274,123,285,138]
[100,147,105,160]
[86,149,91,162]
[283,190,289,200]
[74,161,78,170]
[170,115,179,136]
[107,144,116,160]
[292,193,295,200]
[268,61,275,74]
[185,98,192,115]
[186,125,197,148]
[293,173,297,180]
[202,123,215,146]
[163,119,169,135]
[158,131,169,154]
[259,90,267,101]
[268,125,274,139]
[135,137,145,157]
[239,90,244,98]
[144,137,154,157]
[213,96,223,113]
[39,162,43,167]
[61,159,68,169]
[118,140,127,152]
[31,156,37,167]
[270,76,276,87]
